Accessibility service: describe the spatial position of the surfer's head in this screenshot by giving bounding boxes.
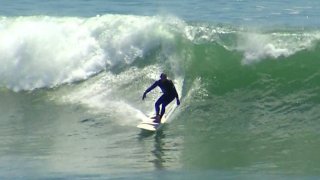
[160,73,167,81]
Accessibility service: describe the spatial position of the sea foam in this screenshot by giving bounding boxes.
[0,15,176,91]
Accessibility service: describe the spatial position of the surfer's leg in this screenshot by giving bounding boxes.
[160,104,166,119]
[155,95,165,116]
[159,95,175,119]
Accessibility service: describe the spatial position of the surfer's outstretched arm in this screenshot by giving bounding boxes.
[142,81,159,100]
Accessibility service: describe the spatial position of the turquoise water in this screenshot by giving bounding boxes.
[1,0,320,179]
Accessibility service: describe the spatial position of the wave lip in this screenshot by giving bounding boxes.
[0,15,183,91]
[0,16,106,91]
[235,31,320,64]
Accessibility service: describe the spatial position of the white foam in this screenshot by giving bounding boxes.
[236,31,320,64]
[181,23,320,65]
[237,33,290,64]
[0,15,179,91]
[0,16,105,91]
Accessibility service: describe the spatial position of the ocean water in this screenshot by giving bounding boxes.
[1,0,320,179]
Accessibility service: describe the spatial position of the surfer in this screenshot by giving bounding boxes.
[142,73,180,123]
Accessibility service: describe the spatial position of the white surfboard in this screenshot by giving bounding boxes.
[137,103,176,131]
[137,116,168,131]
[137,121,162,131]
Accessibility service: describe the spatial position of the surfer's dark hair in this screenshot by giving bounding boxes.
[160,73,167,79]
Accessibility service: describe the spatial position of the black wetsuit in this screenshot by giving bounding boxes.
[144,79,179,118]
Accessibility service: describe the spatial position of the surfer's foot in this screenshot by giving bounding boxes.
[153,115,161,123]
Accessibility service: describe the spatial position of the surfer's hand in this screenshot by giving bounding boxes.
[142,92,147,100]
[176,99,180,105]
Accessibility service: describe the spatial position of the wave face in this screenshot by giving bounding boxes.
[2,14,320,122]
[2,15,320,119]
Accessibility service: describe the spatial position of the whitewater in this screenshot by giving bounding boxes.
[1,0,320,179]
